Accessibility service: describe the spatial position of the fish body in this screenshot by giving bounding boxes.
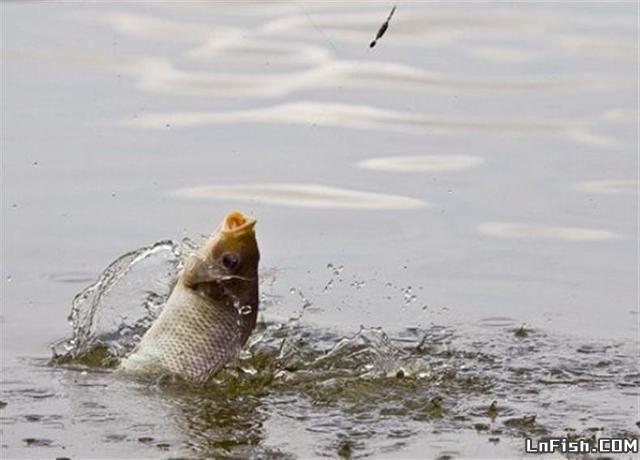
[120,211,260,384]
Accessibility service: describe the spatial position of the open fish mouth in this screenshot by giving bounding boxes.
[221,210,256,233]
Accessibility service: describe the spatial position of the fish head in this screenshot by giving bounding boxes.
[183,210,260,327]
[208,210,260,280]
[122,210,261,383]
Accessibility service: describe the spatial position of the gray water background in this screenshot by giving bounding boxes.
[2,2,638,458]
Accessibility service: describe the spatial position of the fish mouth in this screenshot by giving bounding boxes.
[221,210,256,233]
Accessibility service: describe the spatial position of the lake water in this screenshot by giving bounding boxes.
[2,2,638,458]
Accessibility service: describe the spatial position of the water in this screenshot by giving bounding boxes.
[2,2,638,458]
[15,241,640,457]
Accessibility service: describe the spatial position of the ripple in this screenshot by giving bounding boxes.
[264,8,636,66]
[48,271,97,284]
[72,11,331,65]
[262,8,555,46]
[129,101,613,148]
[558,34,637,59]
[120,58,631,99]
[45,10,630,106]
[467,46,543,63]
[171,184,426,210]
[357,155,483,173]
[477,222,621,241]
[477,317,518,328]
[574,180,638,196]
[603,108,639,123]
[78,11,330,65]
[11,43,629,105]
[186,37,331,65]
[71,11,228,43]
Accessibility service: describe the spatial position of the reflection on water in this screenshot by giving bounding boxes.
[558,34,638,58]
[3,1,638,458]
[72,11,217,43]
[477,222,622,242]
[574,179,638,196]
[10,10,633,102]
[107,55,638,99]
[130,101,615,148]
[187,36,331,64]
[603,108,639,123]
[357,155,484,172]
[262,8,555,46]
[466,46,544,63]
[73,10,331,64]
[172,183,426,210]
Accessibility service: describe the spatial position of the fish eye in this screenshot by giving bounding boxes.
[221,252,240,271]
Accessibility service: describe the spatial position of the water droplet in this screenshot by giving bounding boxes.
[350,280,366,289]
[289,287,296,294]
[6,276,12,283]
[326,263,344,276]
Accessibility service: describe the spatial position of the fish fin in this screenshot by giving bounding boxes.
[119,348,162,374]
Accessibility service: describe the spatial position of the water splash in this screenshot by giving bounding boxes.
[51,238,201,364]
[47,241,640,458]
[322,262,344,292]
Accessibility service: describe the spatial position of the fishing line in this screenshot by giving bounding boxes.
[297,3,340,57]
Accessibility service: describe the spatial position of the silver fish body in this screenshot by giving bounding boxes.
[120,211,259,384]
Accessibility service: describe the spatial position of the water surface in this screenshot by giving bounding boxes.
[2,2,638,458]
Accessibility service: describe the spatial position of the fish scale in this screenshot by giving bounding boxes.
[120,211,260,384]
[121,286,242,383]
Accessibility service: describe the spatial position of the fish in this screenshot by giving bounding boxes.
[370,5,397,48]
[119,210,260,384]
